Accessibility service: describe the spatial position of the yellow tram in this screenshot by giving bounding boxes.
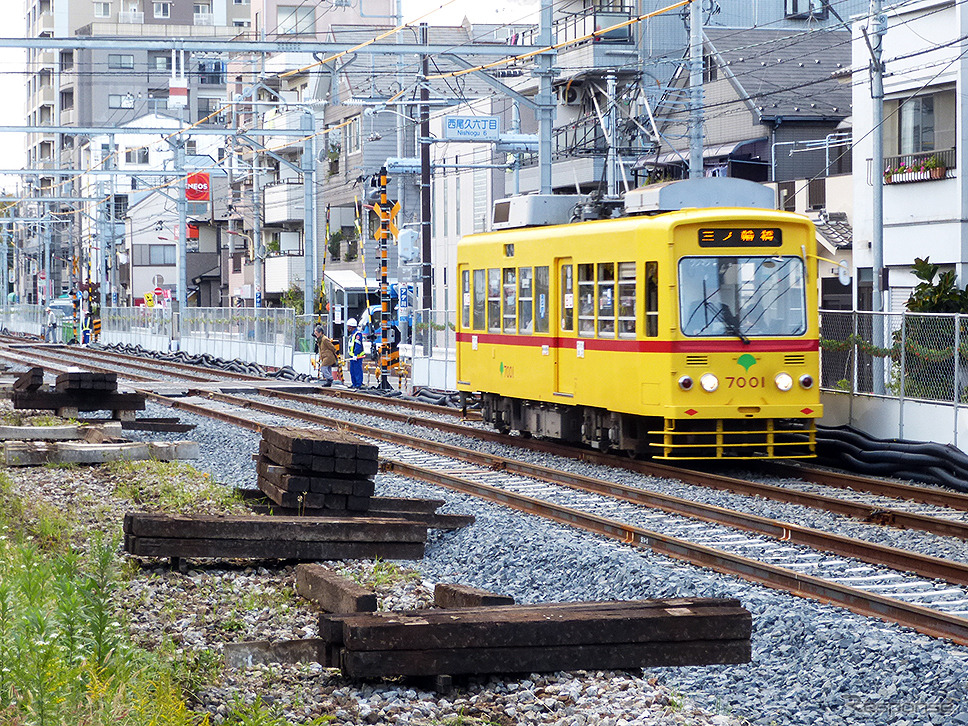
[456,180,822,460]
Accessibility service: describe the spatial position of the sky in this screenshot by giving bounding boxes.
[0,0,539,192]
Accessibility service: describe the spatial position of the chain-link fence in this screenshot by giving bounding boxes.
[410,309,457,389]
[820,309,968,405]
[180,307,296,368]
[0,305,46,338]
[100,307,173,350]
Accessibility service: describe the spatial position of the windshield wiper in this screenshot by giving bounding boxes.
[720,304,750,345]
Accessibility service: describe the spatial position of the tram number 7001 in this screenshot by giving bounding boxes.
[725,376,765,389]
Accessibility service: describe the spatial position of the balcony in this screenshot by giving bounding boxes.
[263,181,305,225]
[554,5,633,45]
[880,148,956,184]
[118,11,144,23]
[264,108,307,150]
[265,254,305,293]
[194,12,215,26]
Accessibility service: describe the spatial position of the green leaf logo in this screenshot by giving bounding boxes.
[499,362,504,374]
[737,353,757,371]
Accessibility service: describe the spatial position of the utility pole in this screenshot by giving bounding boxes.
[869,0,886,394]
[689,0,704,178]
[302,110,315,316]
[419,23,432,311]
[175,135,188,314]
[538,0,554,193]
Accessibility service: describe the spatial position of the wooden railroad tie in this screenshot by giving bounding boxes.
[238,487,475,530]
[318,598,752,678]
[122,512,428,562]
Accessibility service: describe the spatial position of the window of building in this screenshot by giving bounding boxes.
[125,147,148,164]
[487,268,500,332]
[344,115,361,154]
[899,95,934,155]
[518,267,533,333]
[233,19,250,27]
[785,0,827,19]
[108,54,134,69]
[113,194,128,219]
[59,50,73,72]
[150,53,171,71]
[560,264,574,332]
[194,3,210,13]
[108,93,134,109]
[198,59,224,85]
[94,2,111,18]
[502,268,516,333]
[153,2,170,19]
[617,262,636,338]
[472,269,485,330]
[277,5,314,34]
[185,140,197,155]
[60,89,74,110]
[133,244,175,266]
[233,0,249,4]
[702,54,717,83]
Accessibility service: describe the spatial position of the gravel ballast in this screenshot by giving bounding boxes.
[10,373,968,726]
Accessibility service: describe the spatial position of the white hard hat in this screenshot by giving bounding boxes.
[347,318,358,328]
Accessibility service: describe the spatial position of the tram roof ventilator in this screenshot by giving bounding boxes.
[490,178,776,231]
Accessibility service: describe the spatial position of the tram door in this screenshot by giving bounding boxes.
[554,259,576,396]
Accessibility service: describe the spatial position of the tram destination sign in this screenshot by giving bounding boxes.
[698,228,782,247]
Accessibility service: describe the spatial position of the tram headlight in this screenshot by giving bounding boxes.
[775,372,794,392]
[700,373,719,392]
[799,374,814,390]
[678,375,694,391]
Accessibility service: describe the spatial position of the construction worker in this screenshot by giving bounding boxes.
[313,324,338,387]
[346,318,364,389]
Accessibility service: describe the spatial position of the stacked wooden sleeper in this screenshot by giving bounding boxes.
[257,426,379,513]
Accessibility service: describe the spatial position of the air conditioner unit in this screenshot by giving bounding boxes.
[557,84,581,106]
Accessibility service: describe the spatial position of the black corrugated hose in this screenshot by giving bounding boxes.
[816,424,968,492]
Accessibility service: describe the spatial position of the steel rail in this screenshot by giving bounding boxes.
[383,459,968,646]
[759,460,968,513]
[5,344,967,644]
[2,344,963,537]
[150,389,968,591]
[5,343,478,420]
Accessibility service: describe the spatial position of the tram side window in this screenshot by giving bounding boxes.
[578,263,595,337]
[535,266,550,333]
[560,264,574,332]
[518,267,533,333]
[617,261,636,338]
[487,268,501,332]
[473,269,485,330]
[597,262,616,337]
[645,261,658,337]
[461,269,470,329]
[503,268,517,333]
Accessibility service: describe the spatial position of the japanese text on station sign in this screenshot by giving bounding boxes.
[444,116,500,141]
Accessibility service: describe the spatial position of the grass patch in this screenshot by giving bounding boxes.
[106,460,248,514]
[342,559,420,589]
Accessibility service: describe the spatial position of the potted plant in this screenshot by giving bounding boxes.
[923,155,946,179]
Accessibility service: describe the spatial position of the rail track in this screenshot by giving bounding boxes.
[5,341,968,644]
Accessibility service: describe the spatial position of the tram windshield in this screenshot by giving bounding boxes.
[678,256,807,338]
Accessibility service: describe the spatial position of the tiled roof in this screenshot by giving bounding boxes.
[814,211,852,249]
[704,27,852,120]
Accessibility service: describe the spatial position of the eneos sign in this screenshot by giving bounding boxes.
[186,172,210,202]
